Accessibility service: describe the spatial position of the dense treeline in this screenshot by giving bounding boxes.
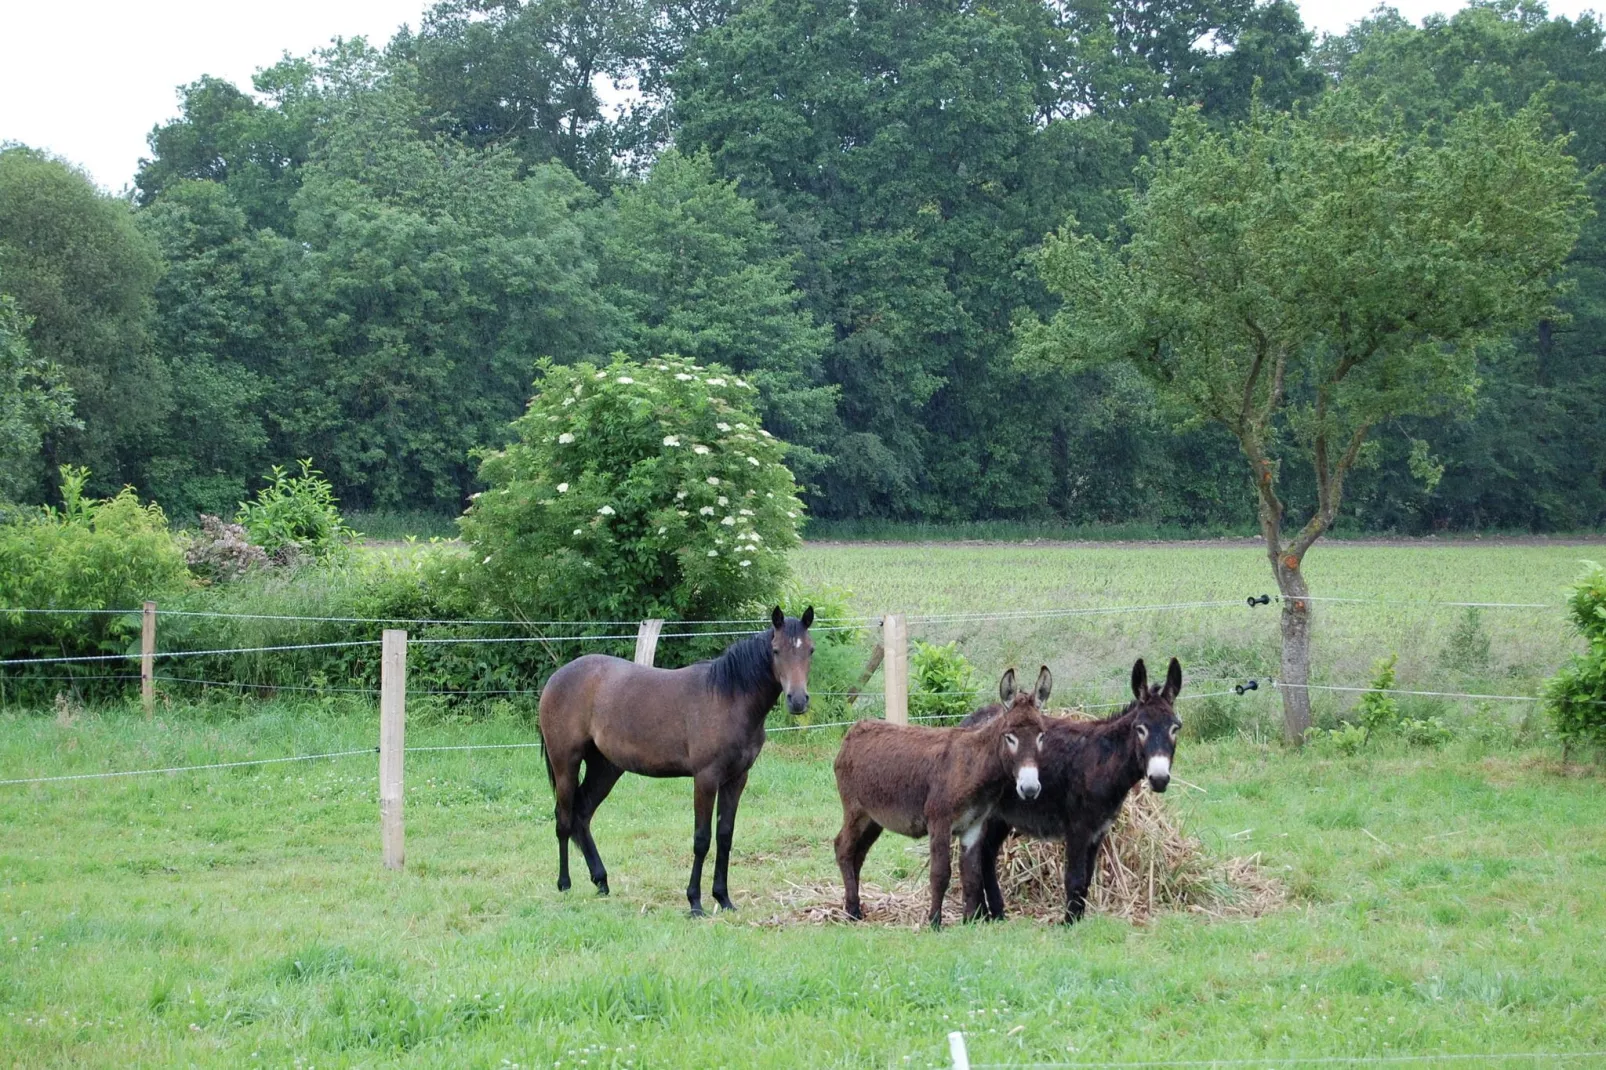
[1,0,1601,531]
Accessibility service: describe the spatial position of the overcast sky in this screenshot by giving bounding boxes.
[1,0,1600,193]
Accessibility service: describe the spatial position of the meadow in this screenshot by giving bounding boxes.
[3,539,1605,1068]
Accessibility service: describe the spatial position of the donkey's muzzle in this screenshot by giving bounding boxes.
[1147,754,1171,793]
[786,691,810,715]
[1016,765,1041,801]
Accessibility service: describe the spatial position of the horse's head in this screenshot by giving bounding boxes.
[770,605,815,715]
[994,666,1049,801]
[1127,657,1183,792]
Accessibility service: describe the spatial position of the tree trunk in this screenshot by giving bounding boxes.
[1274,552,1313,744]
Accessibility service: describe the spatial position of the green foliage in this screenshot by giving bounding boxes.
[908,639,982,724]
[0,147,166,501]
[1545,561,1606,754]
[0,467,189,673]
[235,460,358,562]
[1355,654,1403,739]
[459,354,805,633]
[0,290,78,502]
[1441,607,1492,673]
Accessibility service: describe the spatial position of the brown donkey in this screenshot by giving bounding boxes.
[539,607,814,915]
[960,657,1183,924]
[832,667,1049,928]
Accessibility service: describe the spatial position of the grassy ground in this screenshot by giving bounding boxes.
[794,540,1595,734]
[2,701,1604,1068]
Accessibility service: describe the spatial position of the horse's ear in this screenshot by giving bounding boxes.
[800,606,815,630]
[772,606,786,631]
[1035,665,1053,705]
[998,667,1018,705]
[1131,658,1148,699]
[1163,657,1183,701]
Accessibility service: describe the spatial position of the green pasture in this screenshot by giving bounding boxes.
[2,700,1604,1068]
[3,540,1604,1067]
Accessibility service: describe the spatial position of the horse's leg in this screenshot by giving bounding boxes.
[550,748,582,893]
[926,814,954,930]
[574,751,626,897]
[981,819,1010,921]
[710,768,750,912]
[686,772,718,917]
[833,808,880,921]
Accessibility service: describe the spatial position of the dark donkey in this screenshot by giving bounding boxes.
[832,668,1049,928]
[960,657,1182,924]
[539,607,814,915]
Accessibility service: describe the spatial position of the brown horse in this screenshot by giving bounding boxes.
[539,607,814,915]
[832,668,1048,928]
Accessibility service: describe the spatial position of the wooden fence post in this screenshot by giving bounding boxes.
[883,613,908,725]
[634,619,664,667]
[141,601,156,718]
[380,629,407,871]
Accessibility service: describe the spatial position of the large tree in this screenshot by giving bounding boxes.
[0,148,166,499]
[1020,94,1590,740]
[0,291,78,503]
[598,149,839,482]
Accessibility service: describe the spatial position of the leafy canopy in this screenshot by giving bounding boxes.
[459,354,805,625]
[1020,90,1591,558]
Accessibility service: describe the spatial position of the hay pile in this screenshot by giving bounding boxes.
[755,710,1283,928]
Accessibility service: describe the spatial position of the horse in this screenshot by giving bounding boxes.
[539,606,815,916]
[959,656,1182,924]
[831,667,1048,928]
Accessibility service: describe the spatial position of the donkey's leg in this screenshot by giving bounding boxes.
[960,839,987,923]
[550,749,582,893]
[926,816,954,930]
[1063,829,1104,924]
[686,773,719,917]
[710,769,750,912]
[574,752,626,897]
[834,809,880,921]
[980,819,1011,921]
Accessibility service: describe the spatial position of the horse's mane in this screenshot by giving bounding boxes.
[706,629,778,699]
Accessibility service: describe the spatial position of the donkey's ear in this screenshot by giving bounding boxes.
[1034,665,1053,704]
[1130,658,1148,699]
[998,667,1018,705]
[772,606,786,631]
[1163,657,1183,701]
[800,606,815,630]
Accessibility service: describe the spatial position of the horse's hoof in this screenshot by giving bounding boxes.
[557,877,571,892]
[714,899,737,913]
[594,882,610,897]
[688,905,707,918]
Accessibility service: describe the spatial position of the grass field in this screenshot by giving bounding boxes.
[3,541,1605,1068]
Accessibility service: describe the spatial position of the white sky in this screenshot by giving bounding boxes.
[1,0,1600,193]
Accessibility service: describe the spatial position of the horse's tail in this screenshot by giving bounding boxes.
[541,734,556,794]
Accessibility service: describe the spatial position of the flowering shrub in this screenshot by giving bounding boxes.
[459,355,805,628]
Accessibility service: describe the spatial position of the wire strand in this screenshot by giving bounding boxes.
[0,747,378,786]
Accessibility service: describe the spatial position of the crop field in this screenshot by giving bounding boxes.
[3,541,1605,1068]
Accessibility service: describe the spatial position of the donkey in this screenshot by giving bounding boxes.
[539,606,814,916]
[960,657,1182,924]
[832,667,1049,928]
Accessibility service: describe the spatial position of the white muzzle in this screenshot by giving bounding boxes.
[1016,763,1041,800]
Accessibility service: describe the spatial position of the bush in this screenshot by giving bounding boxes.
[909,640,981,724]
[1545,561,1606,756]
[1355,654,1401,740]
[459,355,805,640]
[236,459,358,562]
[0,467,189,686]
[183,515,269,583]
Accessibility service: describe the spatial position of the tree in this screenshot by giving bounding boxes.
[598,149,839,482]
[1020,94,1590,741]
[0,291,78,502]
[0,147,166,500]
